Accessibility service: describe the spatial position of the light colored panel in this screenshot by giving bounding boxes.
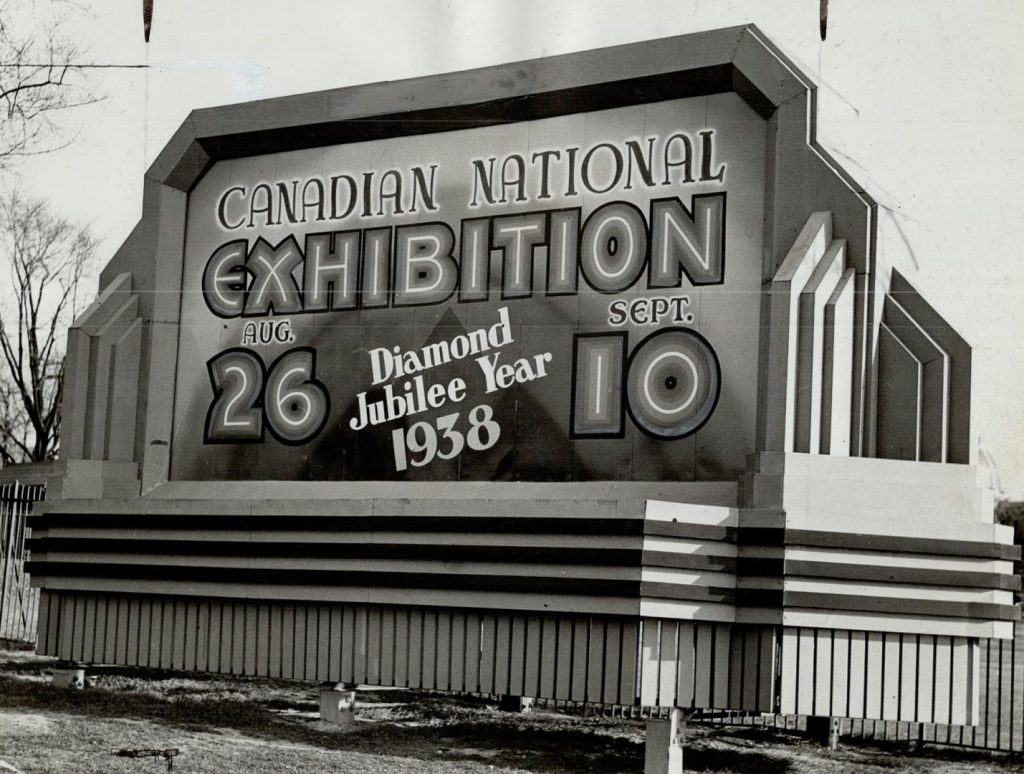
[762,211,832,452]
[899,635,917,722]
[367,607,383,686]
[87,338,113,460]
[620,621,639,708]
[101,596,118,665]
[67,595,85,662]
[882,633,900,720]
[539,617,558,699]
[35,591,51,656]
[796,628,815,716]
[728,629,745,708]
[81,596,96,664]
[602,620,622,705]
[917,635,935,723]
[509,614,526,696]
[656,621,678,707]
[783,578,1002,604]
[290,605,304,680]
[933,636,952,725]
[638,599,735,623]
[821,269,854,455]
[394,609,410,687]
[479,613,495,695]
[641,565,736,584]
[780,628,799,714]
[317,607,330,682]
[780,608,1004,639]
[206,601,221,674]
[96,597,111,665]
[268,604,282,679]
[524,615,541,698]
[570,618,589,702]
[586,618,604,703]
[494,615,511,696]
[340,607,355,683]
[743,629,765,710]
[241,603,256,676]
[60,328,91,459]
[758,627,775,712]
[784,545,1008,571]
[53,592,67,658]
[712,624,730,709]
[446,611,462,691]
[883,295,949,463]
[107,319,143,461]
[407,609,423,688]
[137,598,152,667]
[848,630,866,718]
[169,599,185,670]
[183,600,198,672]
[435,610,451,691]
[865,632,884,719]
[813,629,832,717]
[795,239,845,453]
[888,270,971,463]
[694,624,713,709]
[950,637,969,726]
[464,612,481,693]
[354,606,369,685]
[157,599,172,669]
[422,611,438,690]
[644,501,738,525]
[555,617,573,701]
[876,323,922,461]
[831,630,849,718]
[968,639,979,726]
[231,602,246,676]
[36,576,639,619]
[676,622,696,709]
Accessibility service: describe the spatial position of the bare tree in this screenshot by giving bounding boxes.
[0,0,97,168]
[0,193,95,463]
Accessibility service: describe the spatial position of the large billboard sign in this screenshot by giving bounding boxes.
[170,93,766,481]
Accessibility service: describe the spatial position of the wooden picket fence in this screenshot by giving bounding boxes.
[0,481,45,643]
[682,623,1024,754]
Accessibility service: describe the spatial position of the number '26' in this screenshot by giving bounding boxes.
[204,347,330,445]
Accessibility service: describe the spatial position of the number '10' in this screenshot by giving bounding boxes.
[571,328,721,440]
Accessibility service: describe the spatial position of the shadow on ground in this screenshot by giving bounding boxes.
[4,652,1022,774]
[0,663,801,773]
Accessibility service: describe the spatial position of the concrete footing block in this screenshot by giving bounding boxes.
[497,695,533,712]
[644,708,685,773]
[319,686,356,726]
[806,715,841,749]
[52,666,86,689]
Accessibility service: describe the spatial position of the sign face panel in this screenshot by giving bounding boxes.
[170,93,766,481]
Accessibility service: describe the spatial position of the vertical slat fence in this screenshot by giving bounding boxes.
[0,481,45,643]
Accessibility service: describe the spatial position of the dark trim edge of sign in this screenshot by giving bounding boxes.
[155,24,805,194]
[183,64,747,192]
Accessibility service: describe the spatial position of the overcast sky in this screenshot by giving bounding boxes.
[9,0,1024,498]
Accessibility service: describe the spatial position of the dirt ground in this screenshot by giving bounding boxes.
[1,647,1023,773]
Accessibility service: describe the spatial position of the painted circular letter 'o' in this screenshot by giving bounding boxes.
[626,328,720,438]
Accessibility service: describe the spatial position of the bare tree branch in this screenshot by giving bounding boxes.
[0,192,95,462]
[0,0,100,169]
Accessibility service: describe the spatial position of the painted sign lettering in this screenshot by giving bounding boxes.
[171,93,767,481]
